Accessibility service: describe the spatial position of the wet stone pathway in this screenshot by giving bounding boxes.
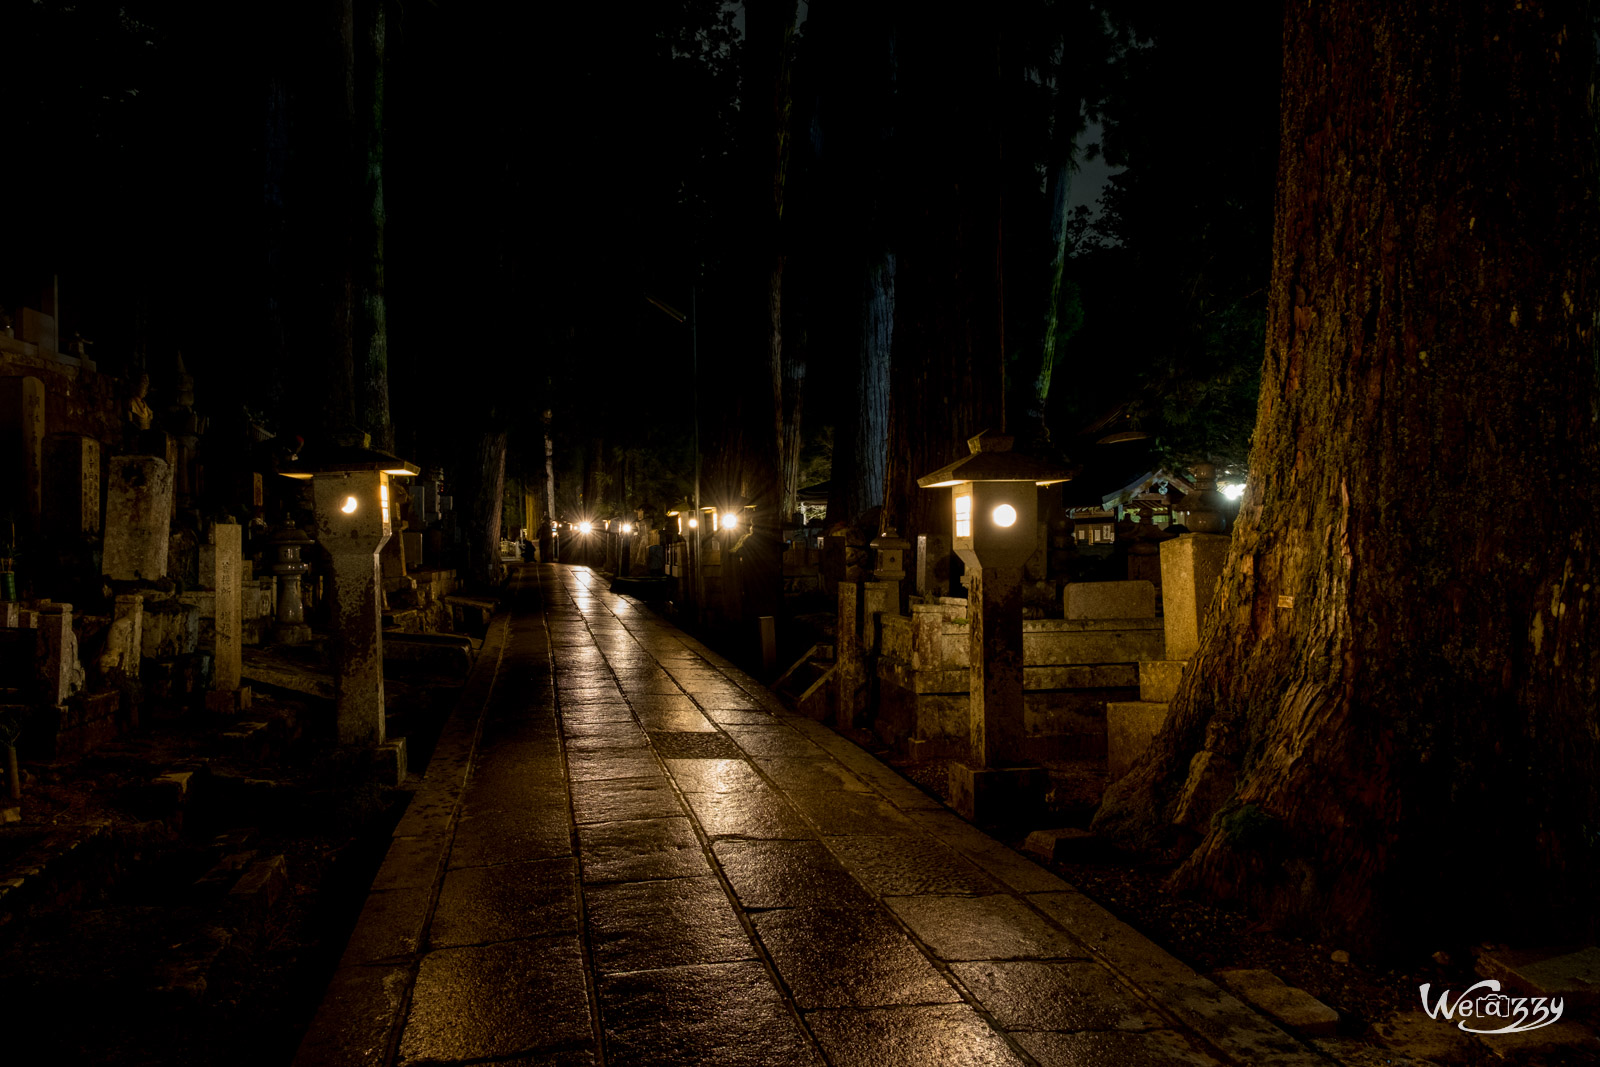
[297,563,1326,1067]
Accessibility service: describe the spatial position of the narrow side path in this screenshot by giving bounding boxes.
[297,563,1330,1067]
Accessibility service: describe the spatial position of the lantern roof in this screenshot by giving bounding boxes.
[279,430,420,479]
[917,430,1072,489]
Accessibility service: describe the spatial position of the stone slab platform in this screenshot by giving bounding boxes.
[293,563,1332,1067]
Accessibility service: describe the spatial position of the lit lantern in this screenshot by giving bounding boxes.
[918,429,1069,820]
[281,433,418,749]
[918,430,1068,574]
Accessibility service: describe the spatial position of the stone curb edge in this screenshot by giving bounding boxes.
[290,611,513,1067]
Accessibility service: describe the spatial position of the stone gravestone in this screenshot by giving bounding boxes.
[37,602,84,705]
[209,524,243,702]
[44,433,101,537]
[0,376,46,534]
[916,534,951,600]
[1160,534,1230,661]
[104,456,175,581]
[1064,580,1156,620]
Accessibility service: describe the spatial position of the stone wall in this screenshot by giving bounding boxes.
[873,586,1162,760]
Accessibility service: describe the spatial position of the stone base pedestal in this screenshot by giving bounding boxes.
[203,686,253,715]
[1105,700,1170,779]
[947,762,1048,824]
[374,737,408,786]
[1159,533,1231,661]
[272,622,313,645]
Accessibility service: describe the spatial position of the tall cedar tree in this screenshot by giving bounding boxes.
[706,0,796,629]
[810,1,898,527]
[881,8,1005,543]
[1095,0,1600,950]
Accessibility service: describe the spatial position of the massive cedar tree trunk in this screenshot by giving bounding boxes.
[1095,0,1600,951]
[811,0,896,527]
[354,0,392,450]
[456,428,508,588]
[302,0,358,435]
[719,0,796,628]
[881,10,1004,542]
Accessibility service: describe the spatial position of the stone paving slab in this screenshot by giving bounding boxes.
[294,564,1339,1067]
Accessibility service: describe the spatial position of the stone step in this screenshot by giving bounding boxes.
[1105,701,1169,779]
[1475,944,1600,1009]
[1212,968,1340,1037]
[1138,659,1188,703]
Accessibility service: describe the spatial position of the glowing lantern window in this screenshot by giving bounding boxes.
[954,494,972,538]
[992,504,1017,528]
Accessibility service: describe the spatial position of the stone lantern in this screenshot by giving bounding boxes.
[870,526,909,584]
[280,433,418,749]
[268,520,314,645]
[918,430,1070,821]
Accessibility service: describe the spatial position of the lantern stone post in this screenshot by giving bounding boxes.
[282,434,418,754]
[919,431,1070,823]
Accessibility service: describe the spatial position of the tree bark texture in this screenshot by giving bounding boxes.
[852,256,895,520]
[882,10,1004,543]
[308,0,358,436]
[457,428,508,588]
[719,0,797,628]
[354,0,392,450]
[812,0,897,528]
[1095,0,1600,951]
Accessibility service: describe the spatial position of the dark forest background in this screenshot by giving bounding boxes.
[3,0,1279,567]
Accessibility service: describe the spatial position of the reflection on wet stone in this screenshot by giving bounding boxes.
[713,839,872,909]
[665,758,765,793]
[399,935,592,1064]
[806,1004,1027,1067]
[587,875,757,972]
[685,788,812,839]
[754,906,961,1008]
[599,961,820,1066]
[579,817,710,883]
[570,776,684,824]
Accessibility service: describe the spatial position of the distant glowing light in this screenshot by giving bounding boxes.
[622,523,633,533]
[722,511,739,530]
[340,496,358,514]
[688,518,699,529]
[579,521,593,534]
[992,504,1018,528]
[1221,483,1246,501]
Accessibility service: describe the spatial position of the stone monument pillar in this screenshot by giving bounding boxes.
[104,456,174,581]
[1162,462,1232,660]
[915,534,950,600]
[966,564,1025,768]
[205,523,245,712]
[835,580,865,730]
[0,376,45,537]
[313,472,392,747]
